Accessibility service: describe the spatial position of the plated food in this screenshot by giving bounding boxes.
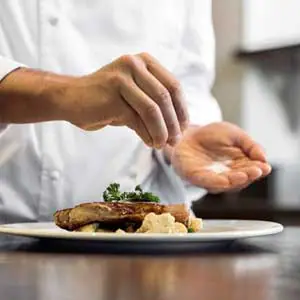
[54,183,202,234]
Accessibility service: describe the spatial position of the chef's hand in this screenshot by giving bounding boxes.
[171,122,271,193]
[64,53,188,148]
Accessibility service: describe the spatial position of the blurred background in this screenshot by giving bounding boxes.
[193,0,300,225]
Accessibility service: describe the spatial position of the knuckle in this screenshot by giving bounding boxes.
[138,52,152,61]
[156,89,171,106]
[168,80,182,95]
[109,73,126,87]
[168,121,180,133]
[178,107,189,123]
[144,103,160,120]
[120,54,139,69]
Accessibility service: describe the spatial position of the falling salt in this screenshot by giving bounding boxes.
[205,161,231,174]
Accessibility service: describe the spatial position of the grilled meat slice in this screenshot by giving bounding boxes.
[54,202,189,231]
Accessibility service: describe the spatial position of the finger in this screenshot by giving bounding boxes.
[109,101,153,147]
[227,171,249,186]
[235,132,267,162]
[223,162,271,193]
[208,171,250,194]
[123,110,153,147]
[202,168,254,192]
[120,79,168,148]
[209,179,252,194]
[133,66,181,146]
[189,170,252,194]
[249,161,272,177]
[212,164,269,193]
[138,52,189,131]
[231,160,272,177]
[248,144,267,162]
[185,169,231,191]
[234,163,272,189]
[227,166,262,186]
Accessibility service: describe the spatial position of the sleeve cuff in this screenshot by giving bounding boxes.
[154,149,207,206]
[0,57,25,133]
[0,57,25,82]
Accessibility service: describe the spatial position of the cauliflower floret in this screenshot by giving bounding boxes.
[75,223,98,232]
[115,229,127,234]
[188,217,203,232]
[174,222,188,233]
[137,213,188,233]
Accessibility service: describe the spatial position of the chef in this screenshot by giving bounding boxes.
[0,0,271,223]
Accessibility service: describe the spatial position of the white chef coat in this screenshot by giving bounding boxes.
[0,0,221,223]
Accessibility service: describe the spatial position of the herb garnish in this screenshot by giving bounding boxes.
[103,183,160,203]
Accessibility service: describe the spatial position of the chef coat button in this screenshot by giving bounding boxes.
[50,170,60,181]
[48,17,59,26]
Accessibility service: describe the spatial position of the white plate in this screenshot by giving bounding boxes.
[0,220,283,243]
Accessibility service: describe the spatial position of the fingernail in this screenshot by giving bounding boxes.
[154,143,164,149]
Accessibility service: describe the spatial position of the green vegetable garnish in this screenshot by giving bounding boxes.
[188,228,194,233]
[103,183,160,203]
[103,183,123,202]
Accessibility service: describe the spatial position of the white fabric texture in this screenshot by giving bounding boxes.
[0,0,221,222]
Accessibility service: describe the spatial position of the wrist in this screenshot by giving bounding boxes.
[0,67,76,123]
[38,70,77,122]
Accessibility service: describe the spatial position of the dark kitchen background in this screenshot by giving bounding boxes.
[192,0,300,225]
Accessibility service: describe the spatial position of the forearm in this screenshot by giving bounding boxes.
[0,68,72,124]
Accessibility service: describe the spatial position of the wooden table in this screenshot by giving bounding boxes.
[0,227,299,300]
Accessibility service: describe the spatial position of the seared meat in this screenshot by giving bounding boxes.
[54,202,189,231]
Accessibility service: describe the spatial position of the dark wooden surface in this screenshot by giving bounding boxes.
[193,166,300,225]
[0,227,299,300]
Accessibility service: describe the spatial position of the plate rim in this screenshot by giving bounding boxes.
[0,219,284,242]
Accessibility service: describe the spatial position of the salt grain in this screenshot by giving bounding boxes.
[205,161,231,174]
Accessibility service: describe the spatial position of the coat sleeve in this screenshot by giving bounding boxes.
[155,0,221,205]
[0,55,25,131]
[173,0,222,126]
[0,56,24,82]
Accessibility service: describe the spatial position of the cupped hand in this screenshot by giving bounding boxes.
[171,122,272,193]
